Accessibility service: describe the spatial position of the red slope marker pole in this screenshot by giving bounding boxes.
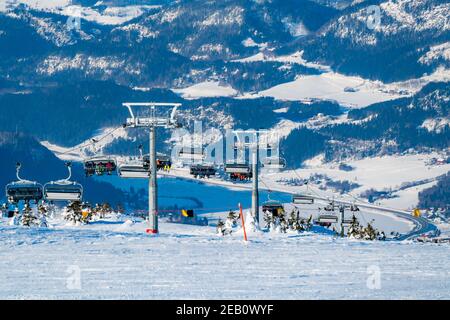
[238,203,248,242]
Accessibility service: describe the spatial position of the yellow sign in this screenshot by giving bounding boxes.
[182,209,194,218]
[413,209,421,217]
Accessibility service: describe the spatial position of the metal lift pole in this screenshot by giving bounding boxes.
[123,102,181,235]
[148,126,158,234]
[251,139,259,224]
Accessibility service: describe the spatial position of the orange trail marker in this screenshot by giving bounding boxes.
[238,203,248,242]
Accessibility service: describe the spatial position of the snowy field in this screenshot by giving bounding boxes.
[0,217,449,300]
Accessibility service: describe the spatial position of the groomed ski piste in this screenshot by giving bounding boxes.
[1,170,449,300]
[1,211,449,299]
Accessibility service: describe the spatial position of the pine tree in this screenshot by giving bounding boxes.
[100,202,113,218]
[279,215,288,233]
[116,203,125,215]
[20,203,38,227]
[263,209,274,230]
[347,215,362,239]
[224,211,238,234]
[216,219,225,236]
[288,210,301,231]
[64,201,91,225]
[363,223,378,240]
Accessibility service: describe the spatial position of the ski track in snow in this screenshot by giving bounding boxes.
[0,218,449,299]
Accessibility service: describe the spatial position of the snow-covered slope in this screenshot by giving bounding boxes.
[0,217,448,299]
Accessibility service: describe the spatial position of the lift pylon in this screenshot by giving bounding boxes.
[123,102,181,234]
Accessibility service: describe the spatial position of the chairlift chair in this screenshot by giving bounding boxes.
[342,218,353,226]
[118,159,150,179]
[156,153,172,170]
[225,163,252,181]
[84,156,117,177]
[225,163,252,174]
[177,147,204,161]
[5,163,43,204]
[316,214,339,224]
[44,162,83,201]
[190,164,216,178]
[262,200,285,216]
[292,194,315,205]
[262,157,286,170]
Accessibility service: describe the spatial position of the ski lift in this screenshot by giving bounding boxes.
[5,163,43,204]
[177,147,204,161]
[324,201,336,211]
[84,156,117,176]
[292,194,315,205]
[261,157,286,170]
[262,200,285,216]
[190,164,216,178]
[156,153,172,170]
[118,159,150,179]
[316,214,339,224]
[342,218,353,226]
[44,162,83,201]
[83,139,117,176]
[118,145,150,179]
[225,163,252,181]
[225,163,252,174]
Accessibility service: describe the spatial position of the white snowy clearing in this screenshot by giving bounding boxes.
[172,81,239,99]
[41,126,129,162]
[233,51,450,108]
[0,216,449,299]
[0,1,160,25]
[264,153,450,211]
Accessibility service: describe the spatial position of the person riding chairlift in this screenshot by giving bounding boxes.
[105,161,113,175]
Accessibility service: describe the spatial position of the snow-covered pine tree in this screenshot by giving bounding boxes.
[304,215,313,231]
[100,203,113,218]
[64,201,91,225]
[288,210,301,231]
[363,223,378,240]
[92,203,101,218]
[278,214,288,233]
[223,210,238,234]
[20,203,38,227]
[216,219,225,236]
[347,215,362,239]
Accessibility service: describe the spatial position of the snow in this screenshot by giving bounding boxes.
[233,50,330,72]
[419,42,450,65]
[420,117,450,134]
[232,54,450,107]
[36,54,130,76]
[59,5,154,26]
[173,81,238,99]
[379,181,439,210]
[0,0,71,12]
[0,1,159,25]
[41,126,129,162]
[264,153,450,211]
[283,19,309,37]
[258,72,408,108]
[197,7,244,27]
[0,216,449,299]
